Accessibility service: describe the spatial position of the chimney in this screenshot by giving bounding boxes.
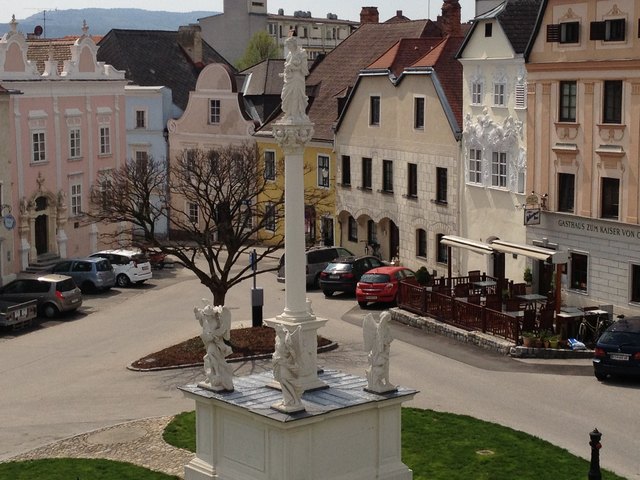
[438,0,462,36]
[396,10,403,18]
[360,6,379,24]
[178,24,203,65]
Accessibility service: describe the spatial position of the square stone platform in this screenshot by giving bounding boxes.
[180,369,418,480]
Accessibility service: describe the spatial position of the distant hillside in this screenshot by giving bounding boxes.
[0,8,219,38]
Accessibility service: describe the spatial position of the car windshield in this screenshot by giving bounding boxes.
[360,274,390,283]
[326,263,352,272]
[599,331,640,346]
[131,254,149,262]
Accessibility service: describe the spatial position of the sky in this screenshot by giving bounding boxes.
[2,0,477,25]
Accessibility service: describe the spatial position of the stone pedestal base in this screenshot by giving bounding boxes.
[181,370,417,480]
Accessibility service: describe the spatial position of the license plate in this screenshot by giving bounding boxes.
[19,308,28,318]
[366,296,377,300]
[610,353,629,361]
[329,275,340,279]
[71,298,80,303]
[142,266,149,271]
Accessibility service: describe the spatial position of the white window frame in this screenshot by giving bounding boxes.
[209,99,221,124]
[317,154,330,188]
[472,81,483,105]
[69,127,81,159]
[70,179,83,216]
[188,202,199,224]
[264,150,276,181]
[99,126,111,155]
[468,148,482,184]
[493,82,506,106]
[31,131,46,163]
[491,151,507,188]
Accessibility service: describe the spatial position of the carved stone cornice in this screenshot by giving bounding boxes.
[272,122,314,154]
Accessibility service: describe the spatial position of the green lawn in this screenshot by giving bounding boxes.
[0,458,179,479]
[166,409,627,480]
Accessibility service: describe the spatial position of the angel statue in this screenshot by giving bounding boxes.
[194,301,234,392]
[279,33,310,123]
[363,311,396,393]
[271,324,305,412]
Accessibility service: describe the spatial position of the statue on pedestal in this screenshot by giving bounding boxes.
[194,302,234,392]
[272,324,305,412]
[363,311,396,393]
[280,34,309,123]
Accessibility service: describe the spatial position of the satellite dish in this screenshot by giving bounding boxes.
[34,25,43,36]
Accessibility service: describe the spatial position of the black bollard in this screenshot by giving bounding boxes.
[588,428,602,480]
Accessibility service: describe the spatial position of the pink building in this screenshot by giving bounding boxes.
[0,17,127,283]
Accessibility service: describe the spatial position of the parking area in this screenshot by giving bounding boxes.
[0,263,190,339]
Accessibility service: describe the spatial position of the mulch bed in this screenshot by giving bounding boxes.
[131,326,333,369]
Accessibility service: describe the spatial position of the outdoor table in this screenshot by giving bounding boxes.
[516,293,547,302]
[556,307,583,339]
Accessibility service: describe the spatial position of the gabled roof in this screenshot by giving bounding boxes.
[239,59,285,96]
[457,0,543,57]
[97,29,233,111]
[259,19,441,141]
[336,35,465,138]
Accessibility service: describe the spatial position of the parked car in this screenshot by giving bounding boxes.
[48,257,116,293]
[319,255,385,297]
[89,249,152,287]
[355,266,417,308]
[0,274,83,318]
[593,316,640,381]
[277,246,353,288]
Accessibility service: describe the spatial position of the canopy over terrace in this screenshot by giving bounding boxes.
[440,235,568,312]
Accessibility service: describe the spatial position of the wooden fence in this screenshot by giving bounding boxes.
[398,281,520,343]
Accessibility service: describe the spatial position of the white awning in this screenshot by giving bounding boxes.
[440,235,494,255]
[490,240,568,264]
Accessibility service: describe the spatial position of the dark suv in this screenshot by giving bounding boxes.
[277,246,353,288]
[319,255,385,297]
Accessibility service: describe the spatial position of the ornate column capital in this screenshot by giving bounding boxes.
[272,122,314,154]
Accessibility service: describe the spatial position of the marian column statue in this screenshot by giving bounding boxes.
[280,34,310,123]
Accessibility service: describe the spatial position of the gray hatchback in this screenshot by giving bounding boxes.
[0,274,83,318]
[49,257,116,293]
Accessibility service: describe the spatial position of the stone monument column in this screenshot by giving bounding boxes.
[266,34,326,392]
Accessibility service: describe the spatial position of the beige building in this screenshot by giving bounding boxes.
[198,0,357,65]
[525,0,640,314]
[334,32,465,276]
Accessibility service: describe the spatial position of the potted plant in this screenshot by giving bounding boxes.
[523,266,533,285]
[522,331,536,348]
[540,330,552,348]
[415,266,432,286]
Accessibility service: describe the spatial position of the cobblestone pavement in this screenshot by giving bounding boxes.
[8,416,195,479]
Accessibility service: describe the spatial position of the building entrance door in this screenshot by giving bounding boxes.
[35,214,48,255]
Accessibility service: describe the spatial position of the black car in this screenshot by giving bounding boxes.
[593,316,640,381]
[319,255,385,297]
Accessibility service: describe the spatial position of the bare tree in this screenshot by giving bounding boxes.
[88,141,325,306]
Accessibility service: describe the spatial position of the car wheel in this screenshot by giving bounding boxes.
[116,274,131,288]
[42,303,59,319]
[594,371,607,381]
[312,274,321,290]
[323,290,334,298]
[358,301,368,308]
